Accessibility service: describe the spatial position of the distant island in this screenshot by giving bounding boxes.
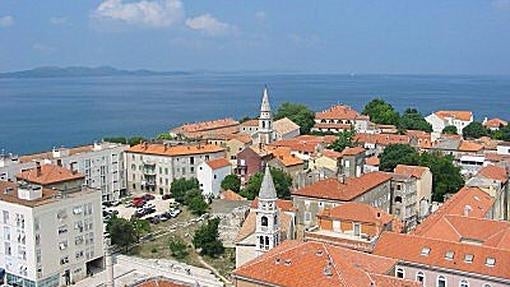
[0,66,191,78]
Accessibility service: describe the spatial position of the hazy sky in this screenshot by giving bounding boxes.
[1,0,510,74]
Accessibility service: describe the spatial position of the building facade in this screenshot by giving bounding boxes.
[197,158,232,198]
[425,110,473,135]
[126,143,226,195]
[0,181,104,287]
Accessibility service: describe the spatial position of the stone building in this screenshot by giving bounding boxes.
[292,172,392,227]
[126,142,225,195]
[311,104,371,134]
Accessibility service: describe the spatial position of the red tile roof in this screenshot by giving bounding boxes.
[394,164,429,179]
[477,164,508,182]
[173,118,239,133]
[315,104,367,120]
[220,190,246,201]
[269,135,335,154]
[434,110,473,122]
[205,157,231,170]
[240,119,259,127]
[318,202,394,226]
[127,143,225,157]
[458,140,484,152]
[292,172,392,201]
[340,146,365,156]
[413,187,494,236]
[322,149,343,160]
[484,118,508,128]
[365,156,380,166]
[16,164,84,185]
[233,240,409,287]
[269,147,304,167]
[355,133,411,146]
[374,232,510,280]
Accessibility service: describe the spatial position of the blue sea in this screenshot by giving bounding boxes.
[1,73,509,154]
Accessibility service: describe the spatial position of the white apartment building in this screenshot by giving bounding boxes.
[0,181,104,287]
[311,104,372,134]
[0,142,129,203]
[126,143,226,195]
[197,158,232,198]
[425,110,473,135]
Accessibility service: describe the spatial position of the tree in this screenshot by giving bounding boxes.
[397,108,432,132]
[130,217,151,239]
[462,122,488,139]
[188,195,209,216]
[362,98,400,125]
[128,136,146,146]
[442,125,458,135]
[221,174,241,193]
[106,216,138,252]
[169,238,189,259]
[193,218,224,257]
[491,125,510,141]
[171,178,200,203]
[417,152,464,202]
[329,129,356,152]
[103,136,128,144]
[239,167,293,200]
[379,144,419,171]
[274,102,315,134]
[156,133,174,140]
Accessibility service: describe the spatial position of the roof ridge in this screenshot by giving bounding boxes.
[443,217,463,239]
[234,240,303,271]
[323,243,349,287]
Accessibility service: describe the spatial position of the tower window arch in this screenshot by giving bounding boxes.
[261,216,268,227]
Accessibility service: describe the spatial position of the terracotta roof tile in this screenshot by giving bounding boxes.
[477,164,508,182]
[292,172,392,201]
[374,232,510,280]
[322,149,343,160]
[233,241,405,287]
[250,197,296,212]
[340,146,365,156]
[270,135,335,153]
[365,156,380,166]
[240,119,259,127]
[458,140,484,152]
[205,157,231,170]
[273,117,300,135]
[371,274,421,287]
[313,123,353,130]
[434,110,473,122]
[220,190,246,201]
[394,164,429,179]
[173,118,239,133]
[318,202,394,226]
[315,104,365,120]
[484,118,508,128]
[127,143,225,157]
[269,147,304,167]
[355,133,411,146]
[16,164,84,185]
[413,187,494,236]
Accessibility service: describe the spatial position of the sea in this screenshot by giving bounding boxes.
[0,73,509,155]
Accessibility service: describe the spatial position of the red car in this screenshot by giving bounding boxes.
[132,197,145,207]
[142,193,155,201]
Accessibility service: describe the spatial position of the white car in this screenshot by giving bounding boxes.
[143,203,155,210]
[169,208,181,218]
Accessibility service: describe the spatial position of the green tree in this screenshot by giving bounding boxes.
[106,216,138,252]
[239,116,255,123]
[491,125,510,141]
[221,174,241,193]
[128,136,146,146]
[239,167,293,200]
[329,129,356,152]
[397,108,432,132]
[169,238,189,259]
[130,217,151,239]
[170,178,200,203]
[442,125,458,135]
[274,102,316,134]
[193,218,224,257]
[188,195,209,216]
[462,122,488,139]
[103,136,128,144]
[417,152,464,202]
[379,144,419,171]
[156,133,174,140]
[362,98,400,125]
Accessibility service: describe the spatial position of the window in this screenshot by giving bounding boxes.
[304,212,311,222]
[421,247,431,256]
[261,216,268,227]
[395,267,404,278]
[395,196,402,203]
[416,271,425,285]
[437,275,447,287]
[459,280,469,287]
[485,257,496,267]
[444,250,454,260]
[464,254,473,263]
[353,223,361,236]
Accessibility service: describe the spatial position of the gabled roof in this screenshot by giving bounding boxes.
[477,164,508,182]
[127,143,225,157]
[355,133,411,146]
[322,149,343,160]
[340,146,365,156]
[374,232,510,281]
[233,240,416,287]
[16,164,84,185]
[292,172,392,201]
[434,110,473,122]
[315,104,368,120]
[417,214,510,250]
[318,202,394,226]
[172,118,239,133]
[413,187,494,236]
[269,147,304,167]
[484,118,508,128]
[273,117,300,135]
[205,157,231,170]
[365,156,380,166]
[394,164,429,179]
[458,140,484,152]
[270,135,335,153]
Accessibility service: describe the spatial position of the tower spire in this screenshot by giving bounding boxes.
[259,165,277,200]
[258,86,273,145]
[255,165,280,254]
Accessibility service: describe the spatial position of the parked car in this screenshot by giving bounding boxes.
[149,215,161,224]
[143,203,156,210]
[132,197,145,207]
[142,193,155,201]
[160,212,171,221]
[162,194,172,200]
[111,200,122,207]
[169,208,181,218]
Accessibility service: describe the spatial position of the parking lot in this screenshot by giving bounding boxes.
[103,194,180,222]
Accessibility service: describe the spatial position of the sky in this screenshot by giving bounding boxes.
[1,0,510,74]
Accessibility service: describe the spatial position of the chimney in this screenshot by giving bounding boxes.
[463,205,472,217]
[323,262,333,277]
[164,143,169,152]
[143,141,148,150]
[337,173,346,184]
[36,162,42,177]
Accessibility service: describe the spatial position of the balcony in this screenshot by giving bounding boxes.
[143,168,156,175]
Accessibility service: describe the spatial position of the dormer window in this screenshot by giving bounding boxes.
[464,254,473,263]
[485,257,496,267]
[420,247,431,256]
[444,250,454,261]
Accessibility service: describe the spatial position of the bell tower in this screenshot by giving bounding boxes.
[255,166,280,254]
[258,86,273,146]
